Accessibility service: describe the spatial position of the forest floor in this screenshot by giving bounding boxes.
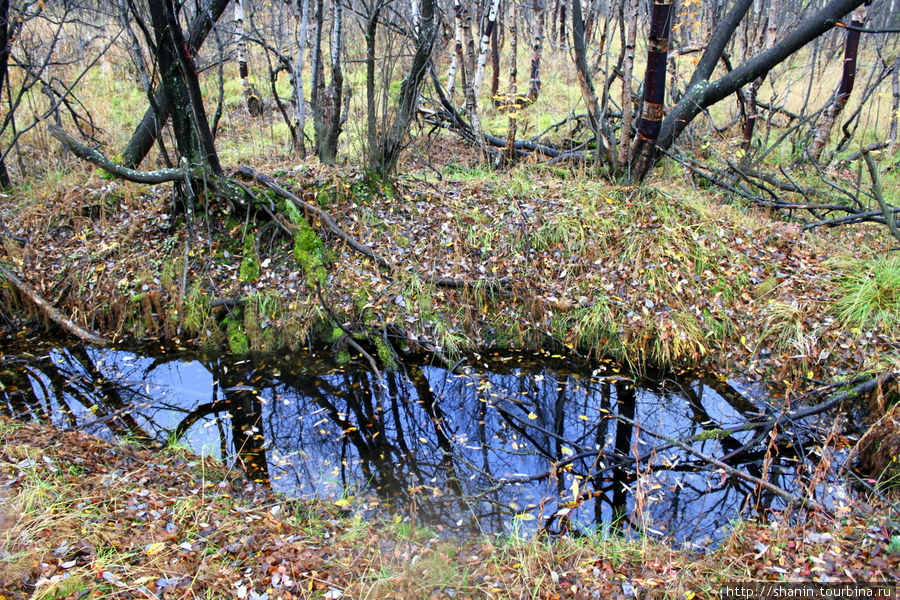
[1,147,898,391]
[1,417,898,600]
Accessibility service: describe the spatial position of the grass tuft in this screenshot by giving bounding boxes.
[835,256,900,331]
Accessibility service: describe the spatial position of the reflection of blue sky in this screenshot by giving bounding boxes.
[9,347,822,547]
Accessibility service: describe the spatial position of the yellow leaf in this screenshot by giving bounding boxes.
[561,446,573,456]
[514,513,535,521]
[335,499,350,508]
[145,542,166,556]
[528,412,538,420]
[578,415,589,421]
[570,478,579,500]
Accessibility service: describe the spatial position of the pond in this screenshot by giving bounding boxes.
[0,340,846,548]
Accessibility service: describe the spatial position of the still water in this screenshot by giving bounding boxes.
[1,342,840,547]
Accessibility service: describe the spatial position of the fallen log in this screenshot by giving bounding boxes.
[0,264,111,347]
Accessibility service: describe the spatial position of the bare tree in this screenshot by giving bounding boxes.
[630,0,674,179]
[806,4,867,162]
[527,0,545,100]
[310,0,344,164]
[119,0,231,168]
[372,0,437,174]
[234,0,262,115]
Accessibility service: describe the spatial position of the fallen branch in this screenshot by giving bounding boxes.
[48,124,190,184]
[0,264,111,346]
[863,150,900,244]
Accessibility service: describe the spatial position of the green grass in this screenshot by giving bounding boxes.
[834,256,900,331]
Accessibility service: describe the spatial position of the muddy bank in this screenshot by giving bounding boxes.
[1,417,897,599]
[1,163,898,385]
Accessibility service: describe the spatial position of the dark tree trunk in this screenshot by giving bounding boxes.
[147,0,222,174]
[558,0,566,45]
[806,5,866,162]
[365,5,381,171]
[527,0,544,100]
[311,0,343,164]
[0,0,12,188]
[120,0,230,168]
[376,0,435,175]
[572,0,609,163]
[630,0,674,179]
[645,0,867,179]
[490,13,500,102]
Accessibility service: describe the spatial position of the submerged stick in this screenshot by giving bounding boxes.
[0,265,111,346]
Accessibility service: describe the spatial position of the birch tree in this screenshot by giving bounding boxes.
[527,0,545,100]
[472,0,501,101]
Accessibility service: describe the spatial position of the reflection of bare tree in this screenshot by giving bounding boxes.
[3,344,870,543]
[1,346,151,441]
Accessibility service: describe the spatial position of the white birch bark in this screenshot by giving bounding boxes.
[293,0,310,156]
[471,0,500,102]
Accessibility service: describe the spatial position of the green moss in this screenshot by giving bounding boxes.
[239,233,260,282]
[282,199,328,286]
[226,316,250,354]
[695,428,730,442]
[375,337,397,371]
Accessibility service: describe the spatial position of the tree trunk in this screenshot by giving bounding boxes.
[527,0,545,100]
[233,0,261,115]
[119,0,231,168]
[324,0,344,163]
[806,5,866,162]
[445,0,464,101]
[472,0,501,101]
[506,0,518,160]
[461,0,485,152]
[376,0,436,175]
[490,14,500,102]
[616,0,637,169]
[293,0,310,156]
[365,5,381,171]
[0,0,11,188]
[146,0,222,174]
[311,0,343,164]
[572,0,609,163]
[740,0,778,156]
[630,0,674,179]
[558,0,566,45]
[890,55,899,153]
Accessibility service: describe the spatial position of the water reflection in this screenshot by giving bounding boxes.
[1,343,831,546]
